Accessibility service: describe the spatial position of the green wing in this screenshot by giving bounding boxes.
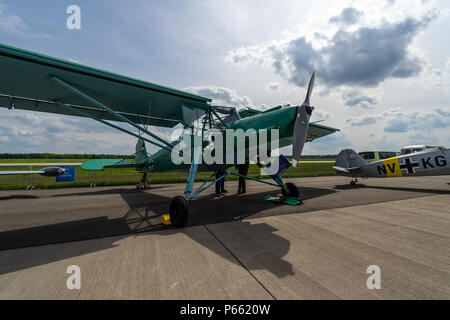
[307,122,340,141]
[0,43,211,128]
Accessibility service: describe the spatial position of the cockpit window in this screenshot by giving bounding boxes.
[379,152,396,159]
[213,106,239,127]
[359,152,375,160]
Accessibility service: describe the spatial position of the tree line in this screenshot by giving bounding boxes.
[0,153,129,159]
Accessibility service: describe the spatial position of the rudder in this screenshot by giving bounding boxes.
[335,149,367,169]
[135,138,149,165]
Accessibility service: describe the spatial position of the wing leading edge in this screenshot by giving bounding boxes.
[0,43,211,128]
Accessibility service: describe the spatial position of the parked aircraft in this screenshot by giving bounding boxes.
[0,167,65,176]
[334,148,450,185]
[0,43,339,226]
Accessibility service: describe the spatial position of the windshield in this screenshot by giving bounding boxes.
[214,106,239,127]
[359,152,375,160]
[379,152,397,159]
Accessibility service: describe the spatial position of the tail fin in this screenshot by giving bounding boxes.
[335,149,367,169]
[135,138,149,165]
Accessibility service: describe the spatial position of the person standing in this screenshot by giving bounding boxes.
[237,163,249,194]
[215,169,228,196]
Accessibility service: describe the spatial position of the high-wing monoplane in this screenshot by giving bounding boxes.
[0,43,339,227]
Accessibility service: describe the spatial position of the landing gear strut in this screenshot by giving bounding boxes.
[281,182,299,198]
[136,172,151,190]
[350,178,358,186]
[169,196,189,228]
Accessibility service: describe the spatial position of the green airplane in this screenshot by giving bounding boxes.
[0,43,339,227]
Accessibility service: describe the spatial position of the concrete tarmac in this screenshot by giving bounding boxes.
[0,175,449,299]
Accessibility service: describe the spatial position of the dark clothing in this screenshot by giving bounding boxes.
[215,170,226,195]
[238,163,249,193]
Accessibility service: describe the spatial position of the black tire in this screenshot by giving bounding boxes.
[169,196,189,228]
[350,180,356,186]
[281,182,299,198]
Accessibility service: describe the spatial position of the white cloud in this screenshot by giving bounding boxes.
[185,85,253,108]
[266,82,281,91]
[226,10,437,88]
[0,3,52,39]
[346,107,450,132]
[0,4,27,36]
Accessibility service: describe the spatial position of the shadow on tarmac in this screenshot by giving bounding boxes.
[334,183,450,195]
[0,185,335,278]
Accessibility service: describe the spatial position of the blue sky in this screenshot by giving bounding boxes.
[0,0,449,155]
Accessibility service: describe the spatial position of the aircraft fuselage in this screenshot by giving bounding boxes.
[339,148,450,178]
[149,106,298,173]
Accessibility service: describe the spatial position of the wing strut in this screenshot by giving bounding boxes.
[53,101,172,152]
[50,75,173,150]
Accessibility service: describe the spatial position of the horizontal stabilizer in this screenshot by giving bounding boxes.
[81,159,129,171]
[104,159,137,169]
[333,166,361,173]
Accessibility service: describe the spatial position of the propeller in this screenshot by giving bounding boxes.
[292,71,315,167]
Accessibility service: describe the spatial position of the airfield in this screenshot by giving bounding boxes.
[0,175,449,299]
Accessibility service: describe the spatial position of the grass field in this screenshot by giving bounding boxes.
[0,159,336,190]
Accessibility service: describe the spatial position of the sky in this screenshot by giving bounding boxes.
[0,0,449,155]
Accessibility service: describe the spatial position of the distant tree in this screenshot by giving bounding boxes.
[0,153,129,159]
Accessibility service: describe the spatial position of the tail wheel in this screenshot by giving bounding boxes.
[169,196,189,228]
[281,182,299,198]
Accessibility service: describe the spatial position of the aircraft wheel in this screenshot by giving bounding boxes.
[350,180,357,186]
[169,196,189,228]
[282,182,299,198]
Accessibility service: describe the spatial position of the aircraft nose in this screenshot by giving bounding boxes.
[58,168,65,175]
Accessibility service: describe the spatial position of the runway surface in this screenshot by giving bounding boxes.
[0,175,449,299]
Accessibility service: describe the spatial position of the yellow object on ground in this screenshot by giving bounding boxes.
[161,214,171,225]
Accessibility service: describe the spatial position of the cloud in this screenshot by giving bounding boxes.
[307,131,352,153]
[341,89,378,108]
[267,82,280,91]
[346,107,450,133]
[0,4,27,36]
[184,85,253,108]
[311,109,331,121]
[225,9,435,89]
[0,109,138,154]
[344,96,377,108]
[386,0,396,6]
[329,7,363,26]
[384,119,410,132]
[0,4,52,39]
[346,115,379,126]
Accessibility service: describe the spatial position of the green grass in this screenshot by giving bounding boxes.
[0,159,336,190]
[0,159,88,163]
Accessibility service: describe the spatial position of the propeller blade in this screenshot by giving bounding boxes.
[292,71,315,167]
[303,71,315,106]
[292,105,313,167]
